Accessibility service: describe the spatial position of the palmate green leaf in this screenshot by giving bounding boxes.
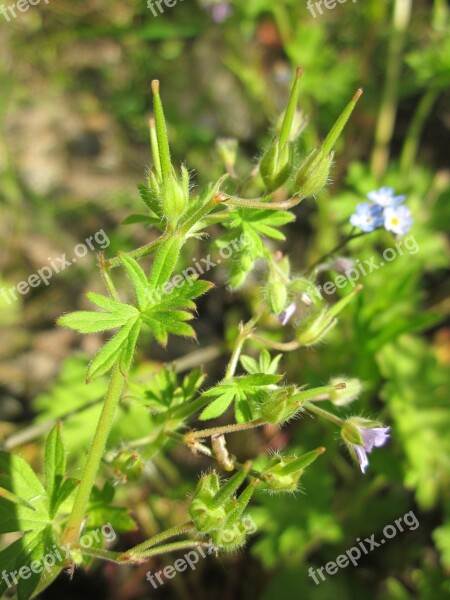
[0,451,49,534]
[142,278,213,347]
[137,183,163,218]
[57,305,138,334]
[122,214,161,226]
[0,526,61,600]
[119,253,149,311]
[229,208,295,241]
[199,374,282,420]
[87,317,141,381]
[148,236,184,290]
[199,391,236,420]
[119,319,142,376]
[44,423,65,516]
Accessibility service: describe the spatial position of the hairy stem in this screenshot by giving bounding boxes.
[304,402,345,427]
[125,521,195,556]
[62,362,126,546]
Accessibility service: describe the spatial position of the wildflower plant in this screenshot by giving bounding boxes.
[1,70,398,599]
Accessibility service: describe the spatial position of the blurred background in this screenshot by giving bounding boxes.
[1,0,449,598]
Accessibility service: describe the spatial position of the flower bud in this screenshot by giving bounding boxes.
[295,88,363,199]
[160,169,188,223]
[296,285,362,346]
[210,521,248,552]
[259,67,303,192]
[189,472,227,533]
[295,307,337,346]
[341,421,364,446]
[261,448,325,493]
[295,147,334,199]
[265,280,288,315]
[329,377,363,406]
[259,386,299,424]
[260,141,294,192]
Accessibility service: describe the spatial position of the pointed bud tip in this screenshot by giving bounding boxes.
[151,80,160,94]
[354,88,363,101]
[316,447,326,455]
[355,284,363,292]
[149,116,155,127]
[296,66,303,79]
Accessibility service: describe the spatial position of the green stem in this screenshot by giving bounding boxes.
[62,362,126,546]
[218,191,302,211]
[250,333,299,352]
[126,521,195,556]
[304,402,344,427]
[188,419,266,440]
[225,315,262,379]
[123,540,209,561]
[105,229,171,268]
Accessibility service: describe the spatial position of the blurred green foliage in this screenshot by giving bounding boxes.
[1,0,449,599]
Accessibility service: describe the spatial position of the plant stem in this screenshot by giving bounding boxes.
[225,315,262,379]
[106,230,171,268]
[188,419,266,440]
[125,521,195,556]
[123,540,210,561]
[61,362,126,546]
[304,402,344,427]
[218,191,303,211]
[250,333,300,352]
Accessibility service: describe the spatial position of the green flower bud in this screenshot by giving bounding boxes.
[296,285,362,346]
[189,472,227,533]
[260,386,299,424]
[329,377,363,406]
[190,499,227,533]
[295,147,334,199]
[295,88,363,199]
[295,306,337,346]
[341,421,364,446]
[161,170,188,223]
[210,522,248,553]
[261,448,325,493]
[289,277,320,306]
[259,67,303,192]
[260,141,294,192]
[265,280,288,315]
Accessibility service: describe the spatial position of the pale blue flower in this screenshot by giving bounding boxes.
[384,205,413,236]
[349,202,384,232]
[353,426,390,474]
[278,302,297,325]
[367,187,406,207]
